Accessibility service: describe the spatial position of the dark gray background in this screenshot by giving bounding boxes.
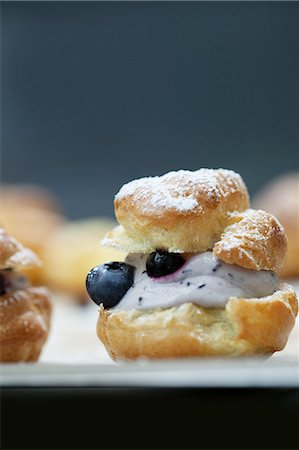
[2,1,298,219]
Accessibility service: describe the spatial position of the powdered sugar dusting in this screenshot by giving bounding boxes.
[0,228,41,270]
[115,168,242,213]
[6,248,41,270]
[213,209,287,271]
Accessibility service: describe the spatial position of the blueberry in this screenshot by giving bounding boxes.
[86,262,135,308]
[146,250,184,278]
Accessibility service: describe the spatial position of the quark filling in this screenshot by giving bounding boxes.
[113,251,280,311]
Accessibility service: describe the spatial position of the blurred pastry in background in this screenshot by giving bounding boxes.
[0,184,65,284]
[41,218,126,303]
[0,228,52,362]
[0,184,125,303]
[253,173,299,279]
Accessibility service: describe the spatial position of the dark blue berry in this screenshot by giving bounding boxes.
[86,262,135,308]
[146,250,184,278]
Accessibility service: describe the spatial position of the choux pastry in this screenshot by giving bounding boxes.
[86,169,298,360]
[1,184,65,284]
[0,228,52,362]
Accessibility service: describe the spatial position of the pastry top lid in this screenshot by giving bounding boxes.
[102,168,287,272]
[115,168,247,214]
[103,168,249,254]
[0,228,41,271]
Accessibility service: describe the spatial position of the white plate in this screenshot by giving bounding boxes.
[0,355,298,388]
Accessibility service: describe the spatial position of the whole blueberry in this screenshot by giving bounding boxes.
[86,262,135,308]
[146,250,185,278]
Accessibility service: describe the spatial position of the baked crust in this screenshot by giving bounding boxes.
[97,284,298,360]
[108,169,249,253]
[0,228,19,267]
[213,209,287,272]
[253,173,299,278]
[0,286,52,362]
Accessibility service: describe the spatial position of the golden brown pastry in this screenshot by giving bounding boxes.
[41,219,126,302]
[0,229,52,362]
[213,209,287,272]
[1,184,65,284]
[85,169,298,360]
[104,169,249,253]
[253,173,299,279]
[99,286,297,359]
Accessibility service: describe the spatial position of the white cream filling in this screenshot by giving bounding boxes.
[113,251,280,311]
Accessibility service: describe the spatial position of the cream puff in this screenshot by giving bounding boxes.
[0,184,65,284]
[86,169,298,360]
[0,228,52,362]
[253,173,299,279]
